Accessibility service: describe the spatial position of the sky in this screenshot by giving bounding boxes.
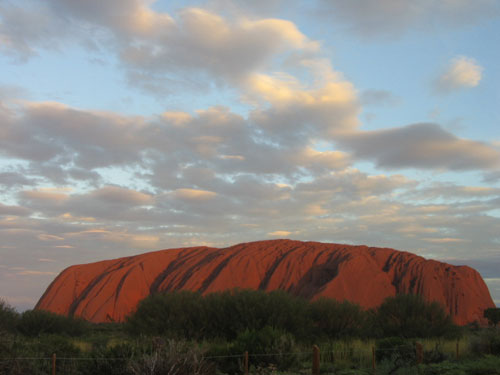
[0,0,499,311]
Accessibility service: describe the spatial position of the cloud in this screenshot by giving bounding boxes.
[90,186,153,205]
[1,2,318,96]
[0,203,30,217]
[0,2,68,61]
[120,7,318,90]
[339,123,500,171]
[422,237,467,243]
[316,0,500,37]
[173,188,217,201]
[48,0,174,36]
[434,56,483,93]
[248,62,360,146]
[360,90,400,107]
[268,230,292,236]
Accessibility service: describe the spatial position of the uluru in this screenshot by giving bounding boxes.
[36,239,495,325]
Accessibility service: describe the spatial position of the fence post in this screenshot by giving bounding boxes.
[415,342,423,364]
[52,353,56,375]
[244,351,249,375]
[372,346,376,371]
[456,340,459,360]
[312,345,320,375]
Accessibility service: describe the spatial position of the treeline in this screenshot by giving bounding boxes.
[0,299,89,337]
[0,291,461,340]
[125,289,460,341]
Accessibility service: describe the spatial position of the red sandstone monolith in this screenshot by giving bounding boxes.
[36,239,495,324]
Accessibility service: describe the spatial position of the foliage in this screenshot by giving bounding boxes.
[202,289,311,340]
[421,356,500,375]
[79,342,134,375]
[127,339,213,375]
[484,308,500,328]
[375,337,414,362]
[0,299,19,334]
[17,309,89,337]
[468,329,500,356]
[125,290,204,338]
[373,294,459,339]
[232,326,299,370]
[309,298,365,339]
[126,289,312,341]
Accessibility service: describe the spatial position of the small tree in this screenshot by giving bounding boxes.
[374,294,459,338]
[0,299,19,333]
[17,309,89,336]
[484,308,500,328]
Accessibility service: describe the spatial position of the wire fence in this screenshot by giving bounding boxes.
[0,343,462,375]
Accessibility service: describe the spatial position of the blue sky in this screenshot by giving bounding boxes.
[0,0,499,311]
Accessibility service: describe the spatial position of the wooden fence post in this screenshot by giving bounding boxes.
[415,342,423,364]
[372,346,376,371]
[244,351,249,375]
[52,353,56,375]
[312,345,320,375]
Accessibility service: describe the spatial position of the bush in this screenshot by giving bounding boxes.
[126,291,204,338]
[127,289,311,341]
[232,326,299,371]
[309,298,365,339]
[374,294,459,339]
[128,339,213,375]
[484,308,500,328]
[0,299,19,333]
[79,342,134,375]
[17,309,89,337]
[376,337,414,362]
[468,329,500,356]
[202,289,310,340]
[376,337,417,375]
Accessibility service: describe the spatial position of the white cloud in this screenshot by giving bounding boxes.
[435,56,483,93]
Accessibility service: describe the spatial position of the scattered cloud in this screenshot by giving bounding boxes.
[423,237,467,243]
[339,123,500,171]
[174,188,217,201]
[0,0,499,312]
[360,90,400,107]
[316,0,500,37]
[434,56,483,93]
[268,230,292,236]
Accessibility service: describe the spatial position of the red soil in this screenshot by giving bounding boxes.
[35,239,495,325]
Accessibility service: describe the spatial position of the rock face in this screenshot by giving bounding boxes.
[36,239,495,325]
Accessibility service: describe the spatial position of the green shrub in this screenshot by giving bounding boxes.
[0,299,19,333]
[376,337,414,363]
[468,329,500,356]
[126,291,204,338]
[374,294,459,339]
[79,342,134,375]
[309,298,365,339]
[202,289,310,340]
[232,326,299,371]
[484,308,500,328]
[204,340,241,375]
[17,309,89,337]
[127,289,311,341]
[128,339,213,375]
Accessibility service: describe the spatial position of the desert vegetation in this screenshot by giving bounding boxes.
[0,293,499,374]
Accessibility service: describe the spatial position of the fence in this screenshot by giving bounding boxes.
[0,341,463,375]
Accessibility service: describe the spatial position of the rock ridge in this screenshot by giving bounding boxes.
[36,239,495,324]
